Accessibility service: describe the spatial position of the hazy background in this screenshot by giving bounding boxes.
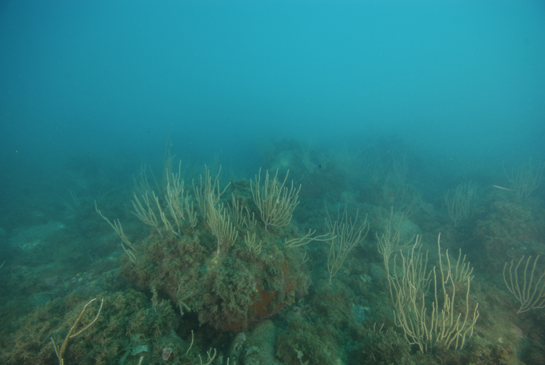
[1,0,544,230]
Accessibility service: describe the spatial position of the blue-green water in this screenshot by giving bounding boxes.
[0,1,544,364]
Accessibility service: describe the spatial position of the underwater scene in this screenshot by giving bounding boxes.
[1,1,545,364]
